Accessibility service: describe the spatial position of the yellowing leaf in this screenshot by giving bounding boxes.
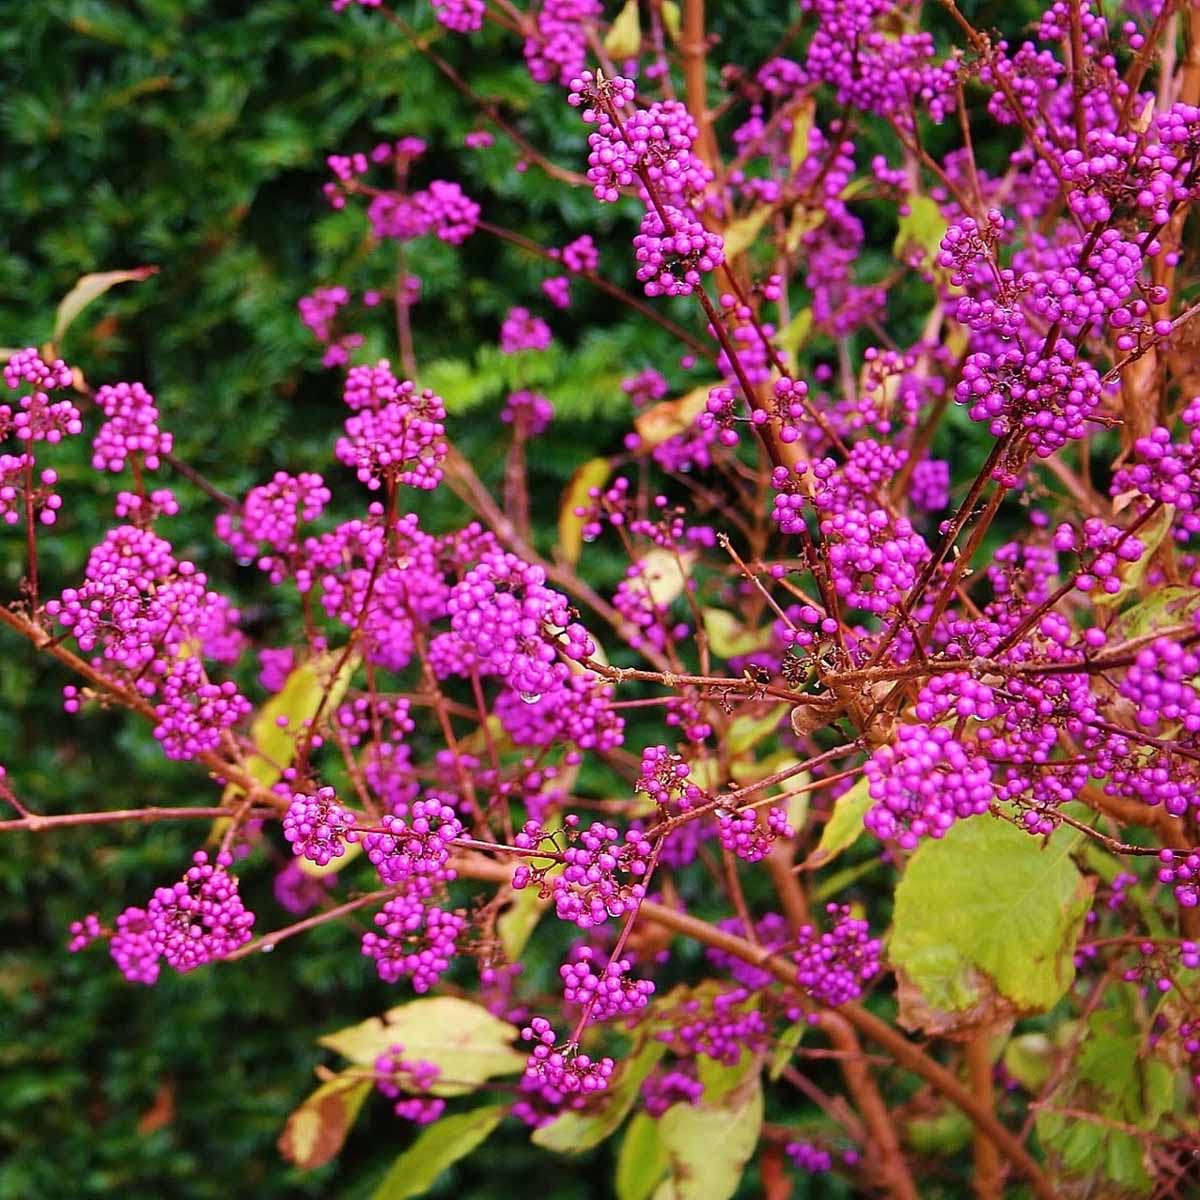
[786,96,816,170]
[634,386,712,449]
[722,206,772,259]
[246,651,360,794]
[278,1071,372,1170]
[320,997,526,1096]
[1110,584,1200,644]
[372,1105,506,1199]
[784,206,824,255]
[804,775,872,868]
[558,457,611,566]
[890,817,1094,1035]
[633,548,694,608]
[604,0,641,59]
[1093,504,1176,611]
[701,608,773,659]
[53,267,158,348]
[297,838,363,880]
[217,650,359,847]
[660,0,681,41]
[652,1069,763,1200]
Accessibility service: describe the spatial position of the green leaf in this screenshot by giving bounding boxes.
[616,1112,669,1200]
[804,776,872,869]
[696,1048,761,1104]
[53,266,158,347]
[722,206,772,259]
[769,1021,806,1081]
[320,998,526,1097]
[1105,1130,1151,1192]
[533,1034,667,1153]
[278,1070,372,1170]
[603,0,641,59]
[497,862,562,960]
[889,817,1094,1034]
[725,705,788,757]
[421,358,496,415]
[652,1070,763,1200]
[903,1108,972,1155]
[775,307,813,371]
[892,195,946,273]
[1003,1033,1054,1093]
[1037,986,1178,1194]
[372,1105,507,1200]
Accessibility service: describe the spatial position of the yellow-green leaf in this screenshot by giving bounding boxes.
[892,195,947,272]
[775,307,812,370]
[278,1070,372,1170]
[652,1069,763,1200]
[558,457,611,566]
[804,775,871,868]
[320,997,526,1097]
[372,1105,507,1200]
[633,548,693,608]
[604,0,641,59]
[784,206,824,255]
[1093,504,1176,610]
[660,0,681,41]
[53,267,158,348]
[245,651,360,795]
[769,1021,806,1080]
[890,817,1094,1034]
[533,1034,667,1153]
[787,96,816,170]
[722,206,772,259]
[725,705,789,757]
[497,862,562,960]
[701,608,773,659]
[1003,1033,1054,1093]
[616,1111,669,1200]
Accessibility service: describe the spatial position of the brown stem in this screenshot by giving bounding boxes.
[966,1034,1003,1200]
[225,888,395,961]
[0,806,273,833]
[819,1012,919,1200]
[452,853,1055,1200]
[681,0,719,172]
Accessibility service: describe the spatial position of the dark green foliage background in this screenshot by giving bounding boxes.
[1,1,1050,1197]
[0,4,681,1196]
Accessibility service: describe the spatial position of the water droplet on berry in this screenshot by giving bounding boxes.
[520,692,542,705]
